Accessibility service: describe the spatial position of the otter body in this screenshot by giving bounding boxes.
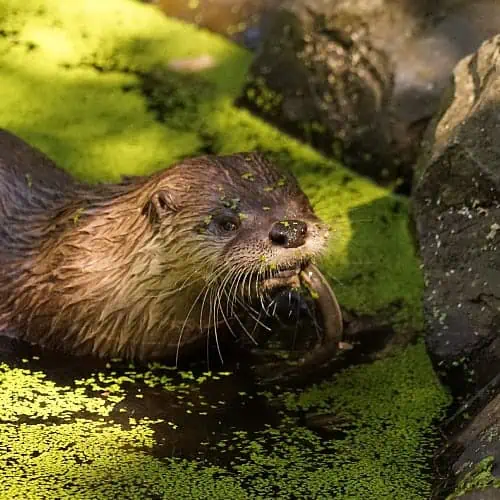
[0,130,329,361]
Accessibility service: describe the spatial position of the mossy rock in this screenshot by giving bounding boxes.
[448,457,500,499]
[0,0,449,498]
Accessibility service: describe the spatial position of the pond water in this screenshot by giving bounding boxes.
[1,323,448,498]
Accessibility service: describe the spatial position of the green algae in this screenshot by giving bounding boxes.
[0,0,250,182]
[0,364,114,421]
[223,342,450,499]
[0,0,449,498]
[1,422,249,500]
[448,457,500,498]
[0,344,449,499]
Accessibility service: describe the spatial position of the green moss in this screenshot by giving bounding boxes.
[1,421,249,500]
[0,364,114,420]
[245,75,283,114]
[0,362,248,499]
[0,0,251,182]
[223,342,450,499]
[448,457,500,498]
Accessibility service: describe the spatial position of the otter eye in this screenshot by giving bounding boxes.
[222,220,238,232]
[213,214,240,234]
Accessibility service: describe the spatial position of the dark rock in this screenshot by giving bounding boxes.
[413,34,500,500]
[433,388,500,500]
[459,488,500,500]
[453,393,500,481]
[412,35,500,398]
[238,0,397,182]
[433,385,500,499]
[237,0,500,187]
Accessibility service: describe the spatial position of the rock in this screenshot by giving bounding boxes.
[459,488,500,500]
[438,385,500,498]
[237,0,500,187]
[237,0,397,182]
[453,393,500,480]
[413,34,500,500]
[412,35,500,398]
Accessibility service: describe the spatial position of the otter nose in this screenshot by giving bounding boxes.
[269,220,308,248]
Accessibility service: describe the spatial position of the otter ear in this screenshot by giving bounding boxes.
[143,190,178,225]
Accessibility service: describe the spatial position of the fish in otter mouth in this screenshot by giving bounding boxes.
[0,130,343,364]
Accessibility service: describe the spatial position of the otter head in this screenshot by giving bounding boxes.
[143,153,330,341]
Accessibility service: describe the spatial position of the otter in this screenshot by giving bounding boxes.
[0,130,342,362]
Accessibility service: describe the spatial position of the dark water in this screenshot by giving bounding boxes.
[0,308,392,461]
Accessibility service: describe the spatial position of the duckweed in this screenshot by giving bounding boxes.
[0,343,449,499]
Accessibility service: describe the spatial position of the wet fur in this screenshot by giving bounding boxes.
[0,130,328,361]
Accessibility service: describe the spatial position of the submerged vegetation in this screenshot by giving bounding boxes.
[0,0,450,498]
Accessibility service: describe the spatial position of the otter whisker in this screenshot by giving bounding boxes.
[238,291,269,339]
[249,307,265,338]
[175,266,227,366]
[152,267,203,299]
[227,265,248,318]
[228,263,247,302]
[245,267,259,303]
[230,292,271,332]
[231,262,276,340]
[216,269,241,338]
[223,268,261,345]
[199,273,216,332]
[201,264,239,365]
[268,296,279,317]
[230,309,259,346]
[228,266,263,318]
[207,287,217,367]
[288,290,294,319]
[212,280,229,364]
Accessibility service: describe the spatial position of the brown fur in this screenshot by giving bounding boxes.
[0,130,329,361]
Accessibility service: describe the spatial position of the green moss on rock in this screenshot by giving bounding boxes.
[448,457,500,498]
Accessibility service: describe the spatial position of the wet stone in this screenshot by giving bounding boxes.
[412,35,500,499]
[237,0,500,189]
